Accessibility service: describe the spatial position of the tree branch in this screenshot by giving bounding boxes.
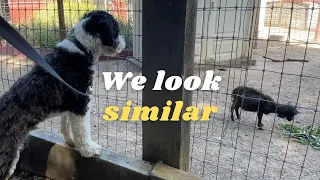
[262,56,309,62]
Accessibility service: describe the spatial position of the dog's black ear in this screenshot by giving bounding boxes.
[97,20,113,46]
[97,21,111,34]
[97,19,119,47]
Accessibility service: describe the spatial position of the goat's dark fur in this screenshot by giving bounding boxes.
[230,86,299,129]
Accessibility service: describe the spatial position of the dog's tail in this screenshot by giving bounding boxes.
[0,132,26,180]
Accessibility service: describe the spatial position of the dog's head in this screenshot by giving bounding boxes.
[74,10,126,57]
[276,104,299,121]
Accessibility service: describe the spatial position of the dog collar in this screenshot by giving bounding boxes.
[70,37,93,58]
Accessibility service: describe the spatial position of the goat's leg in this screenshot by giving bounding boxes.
[235,106,240,119]
[257,112,264,130]
[230,101,235,121]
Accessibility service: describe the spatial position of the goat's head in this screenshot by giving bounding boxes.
[276,104,299,121]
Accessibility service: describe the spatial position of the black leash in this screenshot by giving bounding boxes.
[0,15,90,97]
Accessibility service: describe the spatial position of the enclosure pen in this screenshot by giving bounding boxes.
[0,0,320,180]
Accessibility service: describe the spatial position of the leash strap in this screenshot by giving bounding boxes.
[0,16,90,96]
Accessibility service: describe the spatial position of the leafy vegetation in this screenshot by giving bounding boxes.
[279,123,320,150]
[20,0,132,49]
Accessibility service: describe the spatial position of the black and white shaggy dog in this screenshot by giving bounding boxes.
[230,86,299,129]
[0,10,125,179]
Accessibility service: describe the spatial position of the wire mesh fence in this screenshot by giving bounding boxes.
[0,0,143,159]
[189,0,320,180]
[0,0,320,180]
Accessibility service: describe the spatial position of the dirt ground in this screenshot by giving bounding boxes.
[0,40,320,180]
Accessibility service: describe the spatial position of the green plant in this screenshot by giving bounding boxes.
[118,19,133,49]
[279,123,320,150]
[22,0,133,49]
[21,0,95,48]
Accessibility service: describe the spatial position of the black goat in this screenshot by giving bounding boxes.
[230,86,299,129]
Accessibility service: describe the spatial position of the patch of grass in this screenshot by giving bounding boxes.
[20,0,133,49]
[21,0,96,48]
[279,123,320,150]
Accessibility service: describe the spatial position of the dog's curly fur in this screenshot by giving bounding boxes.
[0,10,125,179]
[230,86,299,129]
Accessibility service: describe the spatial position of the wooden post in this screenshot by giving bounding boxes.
[132,0,142,61]
[141,0,198,172]
[0,0,4,18]
[57,0,66,41]
[253,0,262,49]
[0,0,11,21]
[315,7,320,42]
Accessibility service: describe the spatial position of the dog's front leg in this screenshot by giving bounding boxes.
[60,114,75,147]
[69,104,101,157]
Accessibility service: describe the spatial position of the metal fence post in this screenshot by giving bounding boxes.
[141,0,198,172]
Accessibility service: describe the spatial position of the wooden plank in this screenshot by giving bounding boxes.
[150,163,202,180]
[141,0,198,172]
[19,129,154,180]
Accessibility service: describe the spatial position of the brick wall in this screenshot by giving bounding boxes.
[264,2,319,31]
